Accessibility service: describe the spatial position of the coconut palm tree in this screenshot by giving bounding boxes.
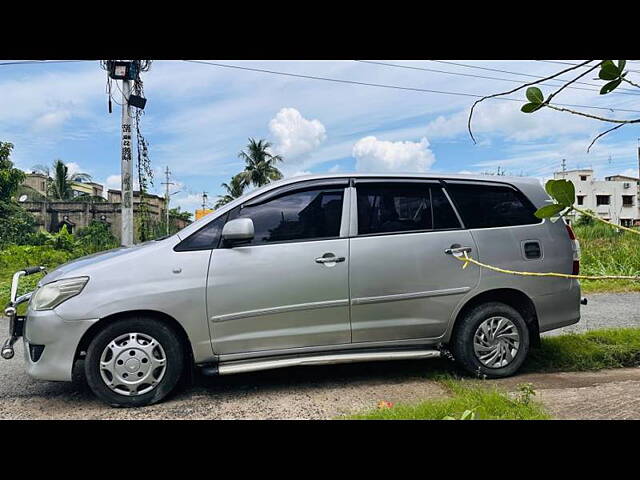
[32,159,92,201]
[237,138,283,188]
[215,174,246,208]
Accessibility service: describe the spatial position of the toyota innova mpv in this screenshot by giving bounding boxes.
[2,173,581,406]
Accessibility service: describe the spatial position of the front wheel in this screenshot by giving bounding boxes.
[451,302,529,378]
[84,317,185,407]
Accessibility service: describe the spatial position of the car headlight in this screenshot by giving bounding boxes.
[30,277,89,311]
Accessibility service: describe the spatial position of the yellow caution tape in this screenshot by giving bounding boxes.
[452,251,640,281]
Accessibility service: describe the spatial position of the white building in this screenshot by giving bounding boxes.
[553,169,639,227]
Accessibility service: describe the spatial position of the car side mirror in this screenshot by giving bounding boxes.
[221,218,254,246]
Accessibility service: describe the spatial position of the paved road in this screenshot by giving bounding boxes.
[0,292,637,419]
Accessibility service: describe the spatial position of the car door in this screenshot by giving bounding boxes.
[349,179,480,343]
[207,179,352,355]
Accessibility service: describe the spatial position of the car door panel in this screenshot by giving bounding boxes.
[349,230,479,342]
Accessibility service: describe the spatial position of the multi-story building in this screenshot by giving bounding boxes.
[22,173,104,199]
[554,169,639,226]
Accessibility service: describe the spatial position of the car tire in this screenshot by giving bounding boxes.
[451,302,529,378]
[84,316,185,407]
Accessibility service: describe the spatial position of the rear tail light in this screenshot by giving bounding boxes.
[566,223,580,275]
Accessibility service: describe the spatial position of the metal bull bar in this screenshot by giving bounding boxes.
[2,266,46,360]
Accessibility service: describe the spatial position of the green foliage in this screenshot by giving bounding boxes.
[76,221,118,253]
[521,87,545,113]
[215,173,247,208]
[346,380,549,420]
[573,223,640,293]
[598,60,627,94]
[524,328,640,372]
[0,201,36,248]
[237,138,283,188]
[33,159,92,200]
[574,209,596,227]
[45,225,77,252]
[169,207,192,222]
[0,142,26,202]
[535,179,576,219]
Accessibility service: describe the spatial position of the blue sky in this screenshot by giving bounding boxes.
[2,59,640,213]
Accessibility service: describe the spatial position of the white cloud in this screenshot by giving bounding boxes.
[352,136,436,173]
[288,170,312,177]
[31,110,72,132]
[269,107,327,160]
[105,174,139,191]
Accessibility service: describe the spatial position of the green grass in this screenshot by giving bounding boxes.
[0,245,82,308]
[574,223,640,293]
[346,378,550,420]
[524,328,640,372]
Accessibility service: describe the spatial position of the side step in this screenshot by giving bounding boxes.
[217,349,441,375]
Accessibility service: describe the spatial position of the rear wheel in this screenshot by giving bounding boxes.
[84,317,185,407]
[451,302,529,378]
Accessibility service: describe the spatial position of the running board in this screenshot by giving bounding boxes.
[217,349,441,375]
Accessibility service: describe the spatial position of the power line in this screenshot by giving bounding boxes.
[537,60,640,75]
[184,60,640,114]
[423,60,640,95]
[356,60,640,96]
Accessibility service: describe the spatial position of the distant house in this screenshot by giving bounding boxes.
[554,169,640,227]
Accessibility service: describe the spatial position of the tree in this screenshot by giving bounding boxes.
[32,159,92,200]
[237,138,283,188]
[0,142,35,247]
[468,60,638,152]
[215,173,246,208]
[0,142,25,202]
[169,207,193,222]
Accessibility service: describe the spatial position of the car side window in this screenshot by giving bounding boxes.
[174,214,227,251]
[445,183,540,229]
[227,187,344,246]
[432,186,462,229]
[357,183,433,235]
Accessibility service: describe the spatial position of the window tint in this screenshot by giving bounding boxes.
[228,187,344,245]
[175,214,226,251]
[357,183,432,235]
[445,183,540,229]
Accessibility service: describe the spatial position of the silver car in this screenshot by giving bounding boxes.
[2,173,581,407]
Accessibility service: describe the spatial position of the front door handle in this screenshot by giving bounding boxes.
[315,253,346,264]
[444,245,473,255]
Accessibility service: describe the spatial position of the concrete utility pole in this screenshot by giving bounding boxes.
[561,158,566,177]
[201,192,208,210]
[161,166,175,236]
[120,78,134,247]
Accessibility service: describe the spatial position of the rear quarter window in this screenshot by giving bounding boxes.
[445,183,540,229]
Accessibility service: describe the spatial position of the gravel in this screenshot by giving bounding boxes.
[0,292,637,419]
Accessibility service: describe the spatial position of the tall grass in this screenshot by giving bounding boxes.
[574,223,640,293]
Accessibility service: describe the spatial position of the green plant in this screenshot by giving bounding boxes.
[442,409,476,420]
[32,159,92,201]
[215,173,247,208]
[76,221,119,253]
[574,209,596,227]
[515,383,536,406]
[237,138,283,188]
[45,225,77,252]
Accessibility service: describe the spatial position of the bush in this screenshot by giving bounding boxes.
[76,221,118,253]
[0,201,36,248]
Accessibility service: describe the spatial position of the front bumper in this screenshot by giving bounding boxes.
[23,309,98,381]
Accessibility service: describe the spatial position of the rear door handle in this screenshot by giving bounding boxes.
[315,254,346,264]
[444,245,473,255]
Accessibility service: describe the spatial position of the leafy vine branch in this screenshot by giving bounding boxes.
[467,60,640,151]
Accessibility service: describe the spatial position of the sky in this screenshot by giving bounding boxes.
[2,59,640,213]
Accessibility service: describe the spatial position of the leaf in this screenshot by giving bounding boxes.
[535,203,565,219]
[521,102,542,113]
[600,78,622,95]
[618,60,626,72]
[599,60,620,80]
[525,87,544,104]
[544,178,575,207]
